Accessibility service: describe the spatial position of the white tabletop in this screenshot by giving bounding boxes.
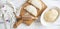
[0,0,60,29]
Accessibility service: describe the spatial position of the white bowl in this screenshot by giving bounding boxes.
[40,6,60,26]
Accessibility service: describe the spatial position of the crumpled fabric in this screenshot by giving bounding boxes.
[0,1,16,29]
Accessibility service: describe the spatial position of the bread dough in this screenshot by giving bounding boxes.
[44,8,58,22]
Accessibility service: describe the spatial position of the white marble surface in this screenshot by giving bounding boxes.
[0,0,60,29]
